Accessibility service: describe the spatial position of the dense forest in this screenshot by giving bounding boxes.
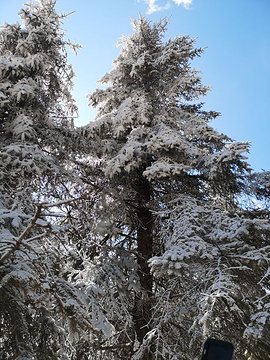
[0,1,269,359]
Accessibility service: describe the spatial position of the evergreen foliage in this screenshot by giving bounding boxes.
[0,3,269,360]
[0,1,93,358]
[84,16,269,360]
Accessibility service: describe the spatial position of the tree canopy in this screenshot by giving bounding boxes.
[0,2,269,360]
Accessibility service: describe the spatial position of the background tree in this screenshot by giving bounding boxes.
[84,17,268,360]
[0,1,105,358]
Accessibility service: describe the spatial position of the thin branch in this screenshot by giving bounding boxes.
[0,205,42,264]
[39,190,92,209]
[0,191,92,264]
[96,342,133,351]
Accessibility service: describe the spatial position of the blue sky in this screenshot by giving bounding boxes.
[1,0,269,172]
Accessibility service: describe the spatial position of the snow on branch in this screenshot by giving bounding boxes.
[0,191,92,264]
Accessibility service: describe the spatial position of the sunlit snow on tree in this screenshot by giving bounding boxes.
[0,3,269,360]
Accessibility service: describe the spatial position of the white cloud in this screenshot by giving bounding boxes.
[139,0,193,13]
[141,0,171,14]
[172,0,193,9]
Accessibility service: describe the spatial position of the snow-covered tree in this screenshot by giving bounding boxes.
[1,3,269,358]
[0,1,99,358]
[83,17,268,359]
[148,193,270,359]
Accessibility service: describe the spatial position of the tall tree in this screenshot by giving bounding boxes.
[85,17,258,359]
[0,1,101,358]
[1,3,269,358]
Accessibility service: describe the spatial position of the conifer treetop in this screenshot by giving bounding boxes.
[88,17,250,201]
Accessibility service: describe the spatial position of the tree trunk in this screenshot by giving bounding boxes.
[132,174,154,359]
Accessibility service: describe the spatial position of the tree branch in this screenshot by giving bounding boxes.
[0,205,42,264]
[0,191,92,264]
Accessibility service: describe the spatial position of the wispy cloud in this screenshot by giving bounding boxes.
[140,0,193,14]
[172,0,192,10]
[142,0,171,15]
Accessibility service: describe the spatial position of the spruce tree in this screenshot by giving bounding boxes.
[1,3,269,358]
[85,17,260,359]
[0,1,95,358]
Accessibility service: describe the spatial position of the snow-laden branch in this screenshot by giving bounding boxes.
[0,205,42,264]
[0,191,92,264]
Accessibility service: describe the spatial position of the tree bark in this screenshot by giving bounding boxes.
[132,175,154,359]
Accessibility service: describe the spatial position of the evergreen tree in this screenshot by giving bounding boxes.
[149,192,270,359]
[0,1,97,358]
[1,3,269,358]
[84,17,268,359]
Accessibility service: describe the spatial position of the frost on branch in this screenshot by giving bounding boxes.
[148,194,270,357]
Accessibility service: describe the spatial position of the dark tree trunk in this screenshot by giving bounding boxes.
[132,174,154,359]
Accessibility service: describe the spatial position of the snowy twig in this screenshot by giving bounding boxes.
[0,205,42,264]
[0,191,92,264]
[96,342,132,351]
[38,190,92,209]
